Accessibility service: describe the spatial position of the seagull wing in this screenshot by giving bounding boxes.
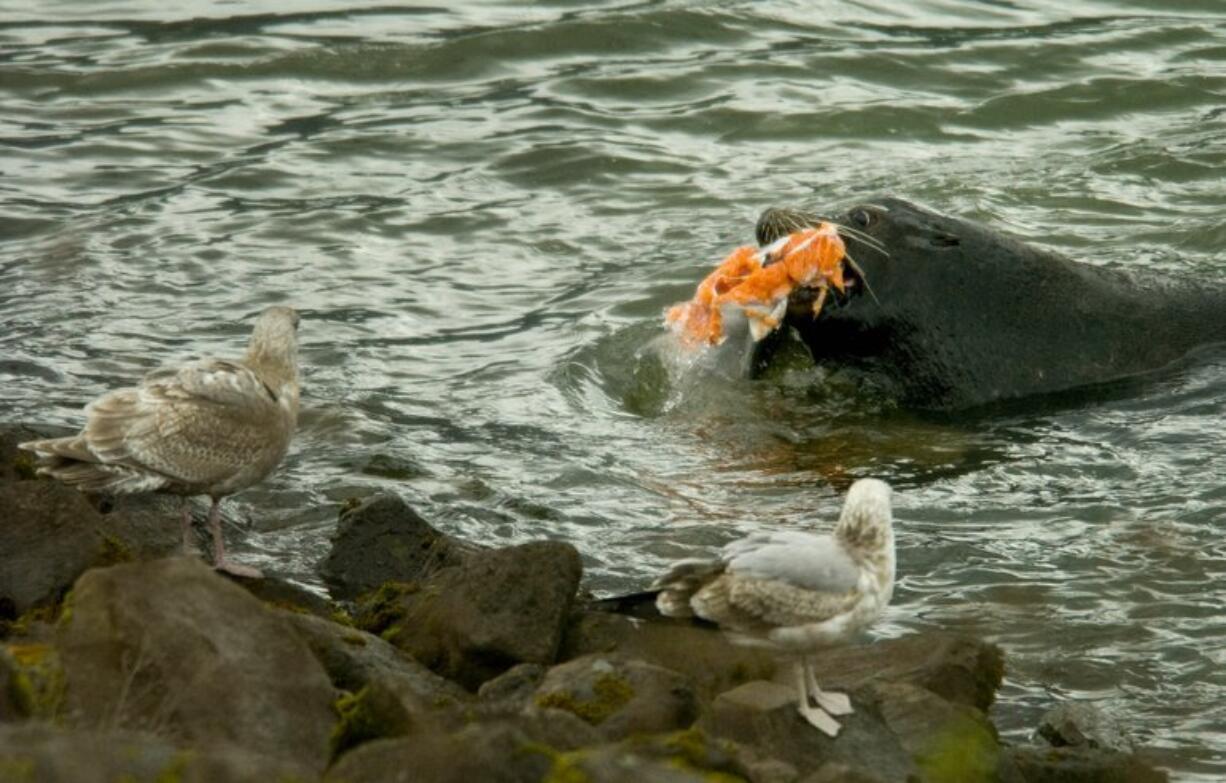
[724,531,860,594]
[82,358,284,487]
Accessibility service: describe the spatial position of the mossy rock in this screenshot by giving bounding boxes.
[536,672,634,726]
[1,643,64,720]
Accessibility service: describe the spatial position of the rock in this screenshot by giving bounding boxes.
[533,653,698,740]
[231,574,335,618]
[57,558,337,773]
[326,709,600,783]
[865,681,1001,782]
[1037,702,1133,753]
[478,662,546,704]
[0,424,72,483]
[1006,745,1168,783]
[0,481,181,621]
[561,611,779,701]
[322,494,471,601]
[698,680,919,783]
[329,676,438,761]
[365,540,583,690]
[0,723,313,782]
[281,610,468,706]
[0,648,30,722]
[808,632,1004,712]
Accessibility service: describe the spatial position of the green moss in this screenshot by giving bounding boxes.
[353,581,418,637]
[0,759,35,782]
[154,750,196,783]
[12,451,39,481]
[914,716,1000,783]
[535,672,635,726]
[3,643,65,720]
[329,685,413,761]
[329,607,356,628]
[541,752,591,783]
[94,533,135,567]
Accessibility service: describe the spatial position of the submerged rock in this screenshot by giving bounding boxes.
[322,493,471,601]
[364,540,583,690]
[0,647,30,722]
[1006,745,1168,783]
[1037,701,1133,753]
[57,558,336,773]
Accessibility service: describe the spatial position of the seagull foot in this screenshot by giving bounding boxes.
[814,690,853,716]
[797,702,841,736]
[215,560,263,579]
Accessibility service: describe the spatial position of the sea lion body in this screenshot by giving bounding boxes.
[754,197,1226,410]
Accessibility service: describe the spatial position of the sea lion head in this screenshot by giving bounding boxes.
[752,196,989,405]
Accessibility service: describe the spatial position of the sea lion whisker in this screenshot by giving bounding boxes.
[843,251,879,305]
[831,223,889,256]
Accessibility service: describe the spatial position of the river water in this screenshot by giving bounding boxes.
[2,0,1224,776]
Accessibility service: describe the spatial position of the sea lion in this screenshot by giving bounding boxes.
[751,197,1226,410]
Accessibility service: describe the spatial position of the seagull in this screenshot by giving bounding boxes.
[20,306,302,579]
[651,478,895,736]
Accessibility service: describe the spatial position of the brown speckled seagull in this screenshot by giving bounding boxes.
[20,306,301,579]
[651,478,895,736]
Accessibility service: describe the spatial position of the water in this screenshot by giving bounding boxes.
[2,0,1225,776]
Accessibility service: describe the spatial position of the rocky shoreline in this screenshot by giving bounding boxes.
[0,424,1166,782]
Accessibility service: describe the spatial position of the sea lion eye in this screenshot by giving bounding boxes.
[851,209,872,228]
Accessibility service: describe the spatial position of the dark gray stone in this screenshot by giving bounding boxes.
[1037,702,1133,753]
[1006,745,1168,783]
[534,653,698,740]
[699,680,919,783]
[376,540,583,690]
[281,610,468,707]
[0,723,313,782]
[322,494,470,601]
[57,558,336,773]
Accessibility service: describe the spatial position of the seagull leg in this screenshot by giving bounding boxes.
[804,657,853,716]
[207,497,262,579]
[795,658,841,736]
[180,497,197,556]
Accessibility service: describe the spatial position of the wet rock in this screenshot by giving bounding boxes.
[0,647,30,722]
[865,680,1002,782]
[698,679,919,782]
[281,610,468,706]
[0,424,71,483]
[534,653,698,740]
[57,557,336,773]
[322,493,471,601]
[368,540,583,690]
[1036,701,1133,753]
[561,611,778,701]
[231,574,335,618]
[0,481,182,621]
[811,632,1005,712]
[329,675,438,761]
[1006,745,1168,783]
[0,723,313,783]
[478,662,547,704]
[326,709,599,783]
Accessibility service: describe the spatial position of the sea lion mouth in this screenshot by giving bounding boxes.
[754,206,877,317]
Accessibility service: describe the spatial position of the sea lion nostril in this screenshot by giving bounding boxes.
[930,233,960,248]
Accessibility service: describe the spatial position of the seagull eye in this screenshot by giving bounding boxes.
[851,209,872,229]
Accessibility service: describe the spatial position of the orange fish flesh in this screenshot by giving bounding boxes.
[665,223,847,346]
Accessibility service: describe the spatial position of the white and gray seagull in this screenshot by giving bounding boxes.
[652,478,895,736]
[20,306,301,579]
